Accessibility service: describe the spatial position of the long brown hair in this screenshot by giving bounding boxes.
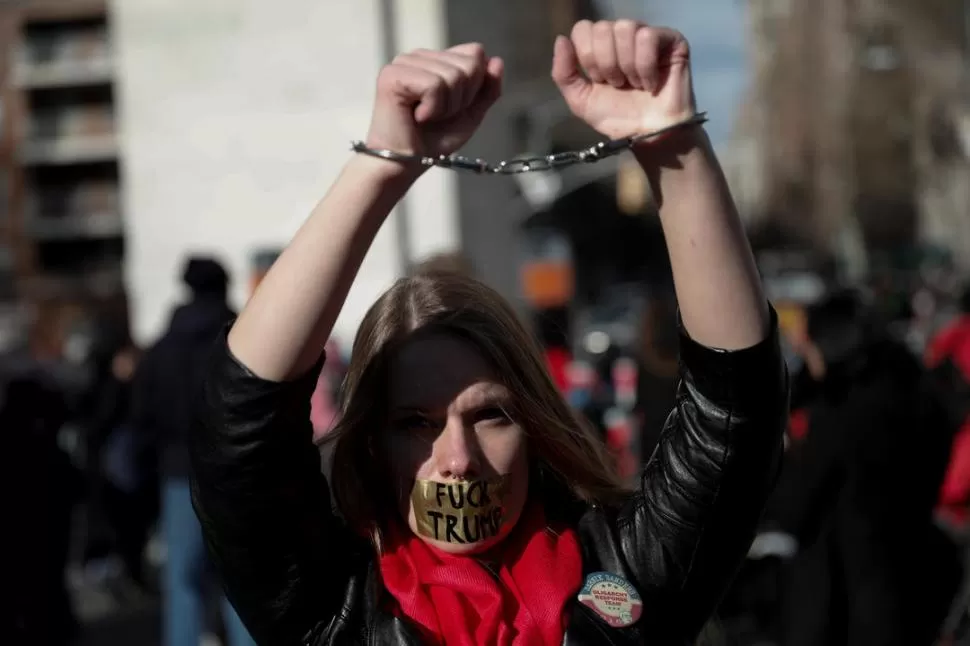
[325,270,627,547]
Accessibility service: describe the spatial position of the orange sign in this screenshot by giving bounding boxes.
[521,260,575,309]
[776,303,807,345]
[520,230,574,309]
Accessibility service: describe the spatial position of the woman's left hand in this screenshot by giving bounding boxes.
[552,20,697,141]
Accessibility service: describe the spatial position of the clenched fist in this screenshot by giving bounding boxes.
[552,20,697,141]
[365,44,503,159]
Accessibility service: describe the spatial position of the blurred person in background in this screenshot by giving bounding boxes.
[924,284,970,643]
[76,307,154,588]
[926,284,970,531]
[777,289,958,646]
[131,256,256,646]
[80,334,123,575]
[1,335,78,645]
[189,20,787,646]
[309,339,346,441]
[534,306,572,394]
[89,341,158,595]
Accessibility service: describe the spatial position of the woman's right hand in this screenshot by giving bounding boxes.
[365,44,504,159]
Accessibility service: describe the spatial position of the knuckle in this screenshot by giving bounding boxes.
[449,55,476,77]
[593,20,612,34]
[440,66,462,87]
[637,28,659,48]
[430,75,448,93]
[377,65,400,88]
[575,40,594,58]
[614,19,637,34]
[571,19,592,37]
[460,42,485,59]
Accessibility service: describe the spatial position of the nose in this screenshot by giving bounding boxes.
[433,416,481,480]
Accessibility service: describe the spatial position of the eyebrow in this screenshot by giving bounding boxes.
[467,393,513,411]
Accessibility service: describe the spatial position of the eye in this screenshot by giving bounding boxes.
[473,406,511,425]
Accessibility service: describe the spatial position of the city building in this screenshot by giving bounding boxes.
[0,0,126,357]
[0,0,671,354]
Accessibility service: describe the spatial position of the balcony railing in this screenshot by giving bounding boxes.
[13,56,113,90]
[20,133,118,165]
[25,212,123,240]
[22,266,124,299]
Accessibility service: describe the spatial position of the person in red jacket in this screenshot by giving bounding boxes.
[926,287,970,528]
[926,287,970,645]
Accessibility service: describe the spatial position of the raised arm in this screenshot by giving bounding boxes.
[552,20,768,346]
[229,45,503,382]
[553,20,786,641]
[190,44,505,644]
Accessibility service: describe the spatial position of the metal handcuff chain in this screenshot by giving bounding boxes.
[351,112,709,175]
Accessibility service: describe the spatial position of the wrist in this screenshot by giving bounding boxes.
[344,153,426,193]
[631,123,711,170]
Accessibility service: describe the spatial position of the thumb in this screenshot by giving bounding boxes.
[551,35,590,113]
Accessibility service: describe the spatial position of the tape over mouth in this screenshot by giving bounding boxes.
[411,475,510,544]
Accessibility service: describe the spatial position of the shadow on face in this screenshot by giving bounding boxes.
[382,330,530,555]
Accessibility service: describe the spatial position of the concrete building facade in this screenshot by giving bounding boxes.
[114,0,447,348]
[113,0,586,347]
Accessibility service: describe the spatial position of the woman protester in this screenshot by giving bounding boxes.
[191,19,788,646]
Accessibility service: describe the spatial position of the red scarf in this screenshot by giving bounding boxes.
[379,502,583,645]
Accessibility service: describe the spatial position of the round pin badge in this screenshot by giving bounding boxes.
[577,571,643,628]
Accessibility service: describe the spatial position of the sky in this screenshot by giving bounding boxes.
[593,0,750,149]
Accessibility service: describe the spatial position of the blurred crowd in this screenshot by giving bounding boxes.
[5,252,970,646]
[719,282,970,646]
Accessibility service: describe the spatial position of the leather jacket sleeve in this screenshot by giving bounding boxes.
[617,306,788,642]
[189,328,356,646]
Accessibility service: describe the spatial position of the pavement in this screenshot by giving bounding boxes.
[69,562,162,646]
[68,558,226,646]
[66,524,234,646]
[76,604,161,646]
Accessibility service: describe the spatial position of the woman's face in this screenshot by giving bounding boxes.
[383,331,529,555]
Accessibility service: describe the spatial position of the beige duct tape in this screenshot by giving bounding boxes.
[411,476,510,545]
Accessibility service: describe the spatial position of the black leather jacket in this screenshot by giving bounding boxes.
[190,311,787,646]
